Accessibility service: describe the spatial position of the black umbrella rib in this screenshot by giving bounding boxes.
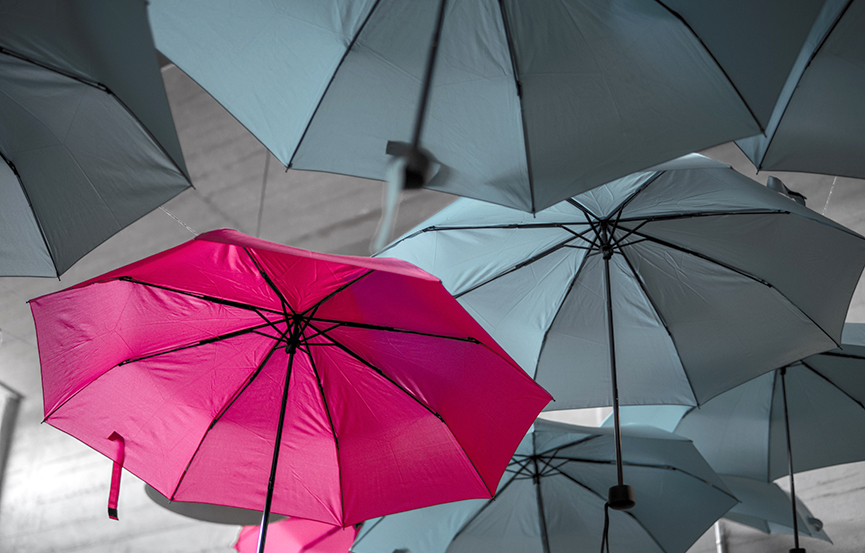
[169,341,283,499]
[0,47,104,90]
[307,317,479,344]
[1,48,192,185]
[453,234,584,299]
[115,276,283,316]
[301,271,373,317]
[497,0,537,212]
[532,247,592,386]
[615,209,786,225]
[652,1,762,133]
[0,149,61,276]
[305,349,346,527]
[624,228,770,285]
[310,324,496,498]
[244,248,297,316]
[306,322,445,423]
[286,0,382,168]
[449,474,522,543]
[750,0,854,170]
[625,227,839,347]
[614,248,699,405]
[801,359,865,411]
[550,455,737,499]
[817,350,865,361]
[117,321,278,367]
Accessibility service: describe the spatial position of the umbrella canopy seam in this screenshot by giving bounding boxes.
[745,0,855,170]
[285,0,383,170]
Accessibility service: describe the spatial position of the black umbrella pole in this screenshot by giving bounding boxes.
[257,346,296,553]
[603,252,635,511]
[780,368,805,553]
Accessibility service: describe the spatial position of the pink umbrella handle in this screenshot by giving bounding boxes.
[107,432,125,520]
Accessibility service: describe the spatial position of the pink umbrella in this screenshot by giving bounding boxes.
[234,518,358,553]
[31,229,550,552]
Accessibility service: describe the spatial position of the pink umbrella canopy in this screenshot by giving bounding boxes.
[31,229,551,531]
[234,518,358,553]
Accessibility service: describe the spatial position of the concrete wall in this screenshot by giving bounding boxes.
[1,65,864,553]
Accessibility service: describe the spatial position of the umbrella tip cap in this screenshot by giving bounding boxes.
[608,484,636,511]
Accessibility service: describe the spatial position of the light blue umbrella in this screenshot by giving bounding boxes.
[0,0,191,277]
[148,0,827,213]
[719,475,830,543]
[737,0,865,180]
[377,156,865,508]
[350,420,737,553]
[612,324,865,552]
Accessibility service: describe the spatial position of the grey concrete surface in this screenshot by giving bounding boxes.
[0,64,864,553]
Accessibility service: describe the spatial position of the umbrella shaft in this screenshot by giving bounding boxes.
[257,347,296,553]
[411,0,448,150]
[603,253,624,487]
[780,368,800,549]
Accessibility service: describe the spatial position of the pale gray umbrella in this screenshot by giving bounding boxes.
[148,0,826,213]
[0,0,191,277]
[377,157,865,510]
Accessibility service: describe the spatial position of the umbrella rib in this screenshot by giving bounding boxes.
[243,247,297,316]
[449,472,522,543]
[615,209,787,225]
[0,149,60,276]
[747,0,854,170]
[1,48,191,185]
[117,321,281,367]
[624,227,839,347]
[304,347,346,526]
[301,271,373,316]
[115,276,283,315]
[801,359,865,411]
[613,246,699,405]
[531,247,592,386]
[496,0,537,212]
[307,317,480,343]
[285,0,383,168]
[306,323,494,496]
[168,341,283,500]
[650,2,762,132]
[453,234,584,299]
[305,322,445,422]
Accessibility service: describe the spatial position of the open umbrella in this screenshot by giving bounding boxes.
[377,156,865,509]
[736,0,865,180]
[612,324,865,552]
[147,0,826,213]
[30,229,551,552]
[719,475,830,543]
[0,0,191,277]
[235,518,358,553]
[351,420,738,553]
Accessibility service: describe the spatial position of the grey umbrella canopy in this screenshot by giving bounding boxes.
[351,420,737,553]
[614,324,865,552]
[719,475,830,543]
[148,0,826,213]
[0,0,191,277]
[378,157,865,507]
[736,0,865,179]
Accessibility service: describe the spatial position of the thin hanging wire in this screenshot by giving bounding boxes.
[256,151,271,237]
[160,207,198,236]
[822,176,838,215]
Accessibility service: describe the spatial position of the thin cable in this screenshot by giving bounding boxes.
[822,176,838,215]
[256,152,271,237]
[160,207,198,236]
